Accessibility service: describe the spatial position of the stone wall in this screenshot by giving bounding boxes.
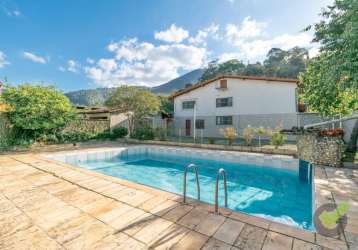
[297,133,343,167]
[63,119,110,134]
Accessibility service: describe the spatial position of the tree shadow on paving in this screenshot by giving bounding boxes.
[113,202,190,248]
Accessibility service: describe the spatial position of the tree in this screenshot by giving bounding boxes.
[158,95,174,114]
[105,86,161,133]
[199,47,308,82]
[300,0,358,151]
[1,84,75,138]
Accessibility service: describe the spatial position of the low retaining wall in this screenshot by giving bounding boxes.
[297,133,343,167]
[125,139,297,156]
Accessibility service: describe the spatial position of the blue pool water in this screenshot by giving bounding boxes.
[75,151,313,230]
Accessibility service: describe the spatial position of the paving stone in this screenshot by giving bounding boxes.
[137,196,168,212]
[195,212,226,236]
[56,216,113,249]
[95,201,133,224]
[292,239,322,250]
[118,189,154,207]
[116,236,148,250]
[228,212,270,229]
[269,222,315,243]
[149,199,179,217]
[121,212,156,236]
[27,203,82,231]
[40,181,77,195]
[262,231,293,250]
[133,217,173,244]
[0,212,32,238]
[178,207,209,229]
[171,230,209,250]
[0,225,63,250]
[162,204,193,222]
[149,224,190,250]
[316,234,348,250]
[109,207,147,231]
[234,224,267,250]
[214,218,245,245]
[202,238,232,250]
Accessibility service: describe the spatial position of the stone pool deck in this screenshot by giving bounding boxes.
[0,147,357,250]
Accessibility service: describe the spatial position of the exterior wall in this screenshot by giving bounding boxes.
[109,112,130,130]
[174,78,297,118]
[173,78,298,138]
[173,113,298,138]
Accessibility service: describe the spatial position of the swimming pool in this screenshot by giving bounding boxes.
[47,146,314,231]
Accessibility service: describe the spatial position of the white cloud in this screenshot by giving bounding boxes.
[226,17,267,45]
[58,66,65,72]
[222,16,313,61]
[189,24,220,46]
[86,38,207,87]
[0,51,9,68]
[23,51,47,64]
[154,24,189,43]
[86,58,95,64]
[67,60,79,73]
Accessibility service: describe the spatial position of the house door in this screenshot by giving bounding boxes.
[185,120,191,136]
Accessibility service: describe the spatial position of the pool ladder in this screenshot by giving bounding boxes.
[215,168,228,214]
[183,164,200,203]
[183,164,228,214]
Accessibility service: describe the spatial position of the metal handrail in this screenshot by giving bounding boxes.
[215,168,228,214]
[183,163,200,203]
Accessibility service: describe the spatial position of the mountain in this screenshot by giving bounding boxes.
[65,88,116,106]
[65,69,204,106]
[151,68,204,94]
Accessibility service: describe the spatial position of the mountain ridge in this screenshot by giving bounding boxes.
[65,69,203,106]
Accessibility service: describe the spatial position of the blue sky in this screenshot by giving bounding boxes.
[0,0,332,92]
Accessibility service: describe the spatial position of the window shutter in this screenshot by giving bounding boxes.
[220,79,227,89]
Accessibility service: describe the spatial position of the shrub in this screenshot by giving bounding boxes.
[56,131,97,143]
[132,125,155,140]
[242,127,255,146]
[112,127,128,139]
[220,127,238,146]
[1,84,75,140]
[154,127,168,141]
[254,126,267,147]
[267,123,287,149]
[208,138,215,144]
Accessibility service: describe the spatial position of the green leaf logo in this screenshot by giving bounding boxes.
[318,202,349,230]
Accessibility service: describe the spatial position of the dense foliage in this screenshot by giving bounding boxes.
[131,124,155,140]
[199,47,309,82]
[299,0,358,151]
[112,127,128,139]
[1,85,75,139]
[105,86,161,133]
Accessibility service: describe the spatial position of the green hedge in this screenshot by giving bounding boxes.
[0,113,15,149]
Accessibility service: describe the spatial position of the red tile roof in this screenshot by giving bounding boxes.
[170,74,299,99]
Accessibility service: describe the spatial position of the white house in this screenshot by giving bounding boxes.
[171,75,300,138]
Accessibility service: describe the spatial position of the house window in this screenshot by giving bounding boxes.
[216,97,233,108]
[216,116,233,125]
[219,79,227,89]
[182,101,195,109]
[195,119,205,129]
